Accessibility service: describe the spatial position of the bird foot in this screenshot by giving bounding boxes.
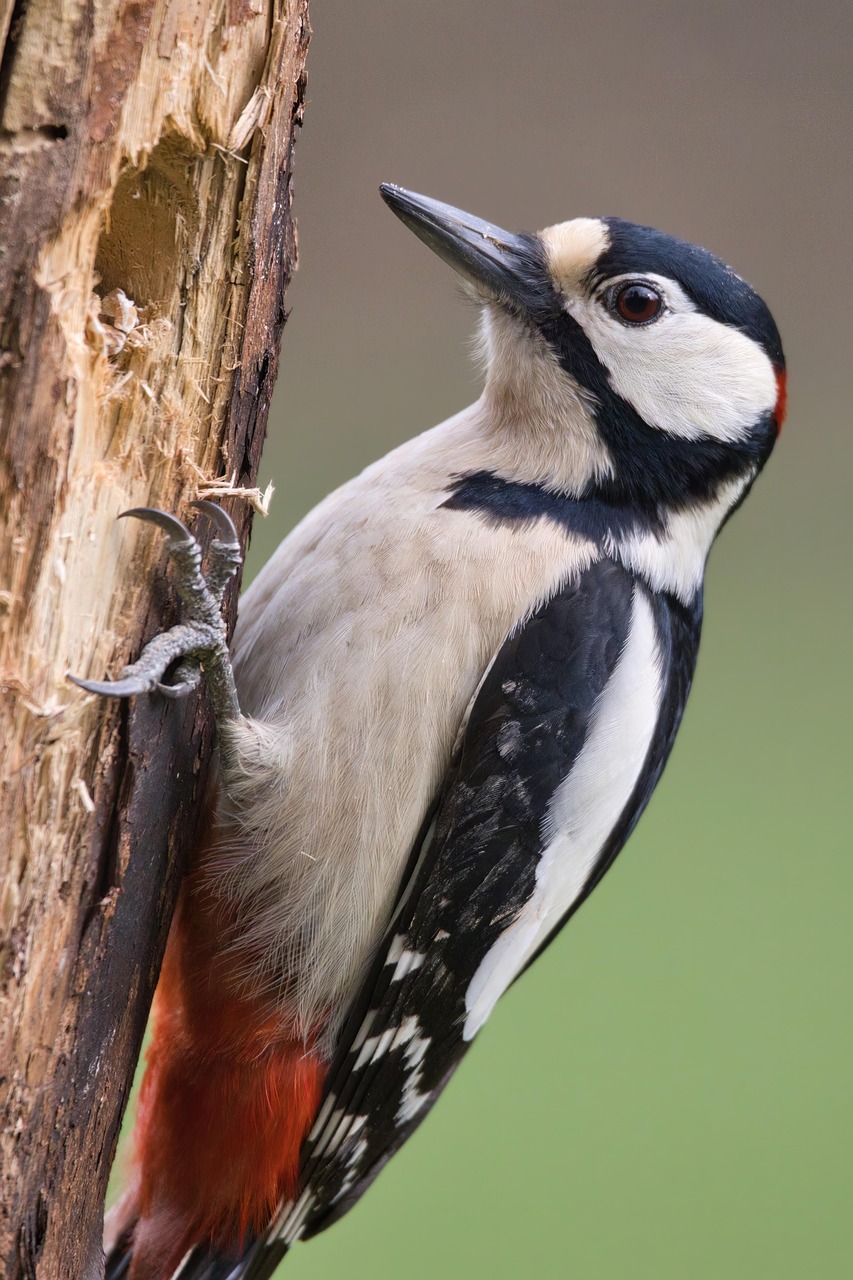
[69,500,242,724]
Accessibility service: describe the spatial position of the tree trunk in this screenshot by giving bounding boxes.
[0,1,309,1274]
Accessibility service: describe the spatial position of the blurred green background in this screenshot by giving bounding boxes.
[118,1,853,1276]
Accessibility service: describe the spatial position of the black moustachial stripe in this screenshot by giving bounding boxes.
[236,560,703,1261]
[539,302,775,515]
[442,468,665,541]
[502,232,778,517]
[443,466,757,588]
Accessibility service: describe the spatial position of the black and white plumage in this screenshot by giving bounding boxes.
[98,187,785,1280]
[271,565,702,1246]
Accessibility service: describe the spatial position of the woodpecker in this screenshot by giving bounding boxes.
[77,186,786,1280]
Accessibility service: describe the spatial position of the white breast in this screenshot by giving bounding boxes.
[213,406,598,1048]
[463,584,664,1040]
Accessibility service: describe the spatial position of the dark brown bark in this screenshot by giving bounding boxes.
[0,2,309,1275]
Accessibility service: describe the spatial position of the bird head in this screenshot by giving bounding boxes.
[380,184,785,521]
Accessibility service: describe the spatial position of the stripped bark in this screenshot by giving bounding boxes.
[0,1,309,1274]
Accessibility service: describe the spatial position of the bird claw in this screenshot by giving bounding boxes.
[117,507,194,544]
[192,499,240,548]
[116,502,238,550]
[68,673,155,699]
[156,658,203,700]
[68,503,242,724]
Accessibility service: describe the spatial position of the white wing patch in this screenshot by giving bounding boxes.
[462,586,663,1039]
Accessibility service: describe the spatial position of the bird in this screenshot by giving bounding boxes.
[77,184,786,1280]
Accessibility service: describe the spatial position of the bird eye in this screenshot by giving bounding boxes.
[610,281,664,326]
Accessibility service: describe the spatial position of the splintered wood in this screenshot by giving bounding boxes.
[0,1,309,1274]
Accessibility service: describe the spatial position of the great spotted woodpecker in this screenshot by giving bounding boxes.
[77,186,786,1280]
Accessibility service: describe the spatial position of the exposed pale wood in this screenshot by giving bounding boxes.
[0,0,309,1274]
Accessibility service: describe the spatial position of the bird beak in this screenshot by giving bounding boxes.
[379,184,537,310]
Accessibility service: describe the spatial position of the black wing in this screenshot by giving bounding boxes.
[171,559,700,1280]
[289,557,680,1241]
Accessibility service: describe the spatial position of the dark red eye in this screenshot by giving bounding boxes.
[612,282,664,325]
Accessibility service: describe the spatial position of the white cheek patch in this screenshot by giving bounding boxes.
[568,282,777,443]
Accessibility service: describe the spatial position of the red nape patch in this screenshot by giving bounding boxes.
[774,368,788,433]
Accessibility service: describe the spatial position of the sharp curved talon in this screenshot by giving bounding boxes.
[67,672,151,699]
[72,502,240,722]
[156,679,195,700]
[156,657,202,699]
[193,500,240,547]
[118,507,194,543]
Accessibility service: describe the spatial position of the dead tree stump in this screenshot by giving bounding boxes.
[0,1,310,1274]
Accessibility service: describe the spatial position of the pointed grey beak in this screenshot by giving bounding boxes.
[379,184,541,312]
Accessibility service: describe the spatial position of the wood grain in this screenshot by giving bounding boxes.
[0,1,309,1274]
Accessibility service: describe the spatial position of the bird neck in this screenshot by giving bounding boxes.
[446,398,756,605]
[476,308,614,495]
